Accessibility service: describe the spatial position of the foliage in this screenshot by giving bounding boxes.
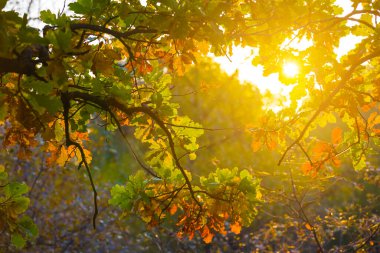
[0,0,380,251]
[0,164,38,250]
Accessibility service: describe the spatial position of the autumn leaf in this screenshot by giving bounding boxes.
[201,226,214,243]
[251,139,261,152]
[301,162,313,175]
[56,147,69,167]
[173,57,185,76]
[230,221,242,234]
[331,127,342,145]
[169,204,178,215]
[266,139,276,150]
[305,223,312,230]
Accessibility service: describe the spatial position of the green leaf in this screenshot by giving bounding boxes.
[0,171,7,182]
[151,93,163,108]
[11,197,30,214]
[11,233,26,249]
[69,0,93,15]
[54,122,65,142]
[35,95,61,114]
[27,80,53,95]
[45,26,72,52]
[17,216,39,239]
[9,182,29,196]
[0,0,8,10]
[40,10,56,25]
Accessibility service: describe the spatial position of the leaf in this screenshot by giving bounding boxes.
[9,182,29,196]
[40,10,56,25]
[0,0,7,10]
[11,197,30,214]
[69,0,93,14]
[169,204,178,215]
[301,162,313,175]
[17,216,39,239]
[56,147,68,167]
[188,152,197,160]
[230,221,242,234]
[201,226,214,243]
[251,139,261,152]
[331,127,342,145]
[353,156,366,171]
[91,52,115,76]
[305,223,312,230]
[173,57,185,76]
[266,139,276,150]
[11,233,26,249]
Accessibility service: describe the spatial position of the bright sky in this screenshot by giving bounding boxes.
[214,0,364,97]
[4,0,74,28]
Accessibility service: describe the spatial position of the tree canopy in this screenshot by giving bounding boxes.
[0,0,379,251]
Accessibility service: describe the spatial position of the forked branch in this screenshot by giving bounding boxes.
[60,92,98,229]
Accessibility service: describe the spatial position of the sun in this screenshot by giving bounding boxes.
[282,62,299,78]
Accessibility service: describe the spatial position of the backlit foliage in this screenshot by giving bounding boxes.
[0,0,379,251]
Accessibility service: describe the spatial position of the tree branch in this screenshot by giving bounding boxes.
[60,92,98,229]
[70,23,164,39]
[66,91,201,207]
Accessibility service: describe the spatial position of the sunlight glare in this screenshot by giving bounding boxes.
[282,62,299,78]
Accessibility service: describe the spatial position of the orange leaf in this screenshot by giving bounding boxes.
[313,142,330,157]
[169,204,178,215]
[202,226,214,243]
[305,223,312,230]
[189,231,195,240]
[301,162,312,175]
[219,225,227,236]
[331,156,341,167]
[331,127,342,145]
[361,102,376,112]
[230,222,242,234]
[201,225,210,238]
[251,139,261,152]
[176,215,187,226]
[266,139,276,150]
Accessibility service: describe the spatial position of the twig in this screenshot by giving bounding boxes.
[289,169,324,252]
[60,92,98,229]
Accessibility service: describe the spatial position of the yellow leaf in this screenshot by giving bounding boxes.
[256,189,262,200]
[56,147,68,167]
[305,223,312,230]
[141,215,152,223]
[188,153,197,160]
[173,57,185,76]
[82,148,92,164]
[196,40,209,54]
